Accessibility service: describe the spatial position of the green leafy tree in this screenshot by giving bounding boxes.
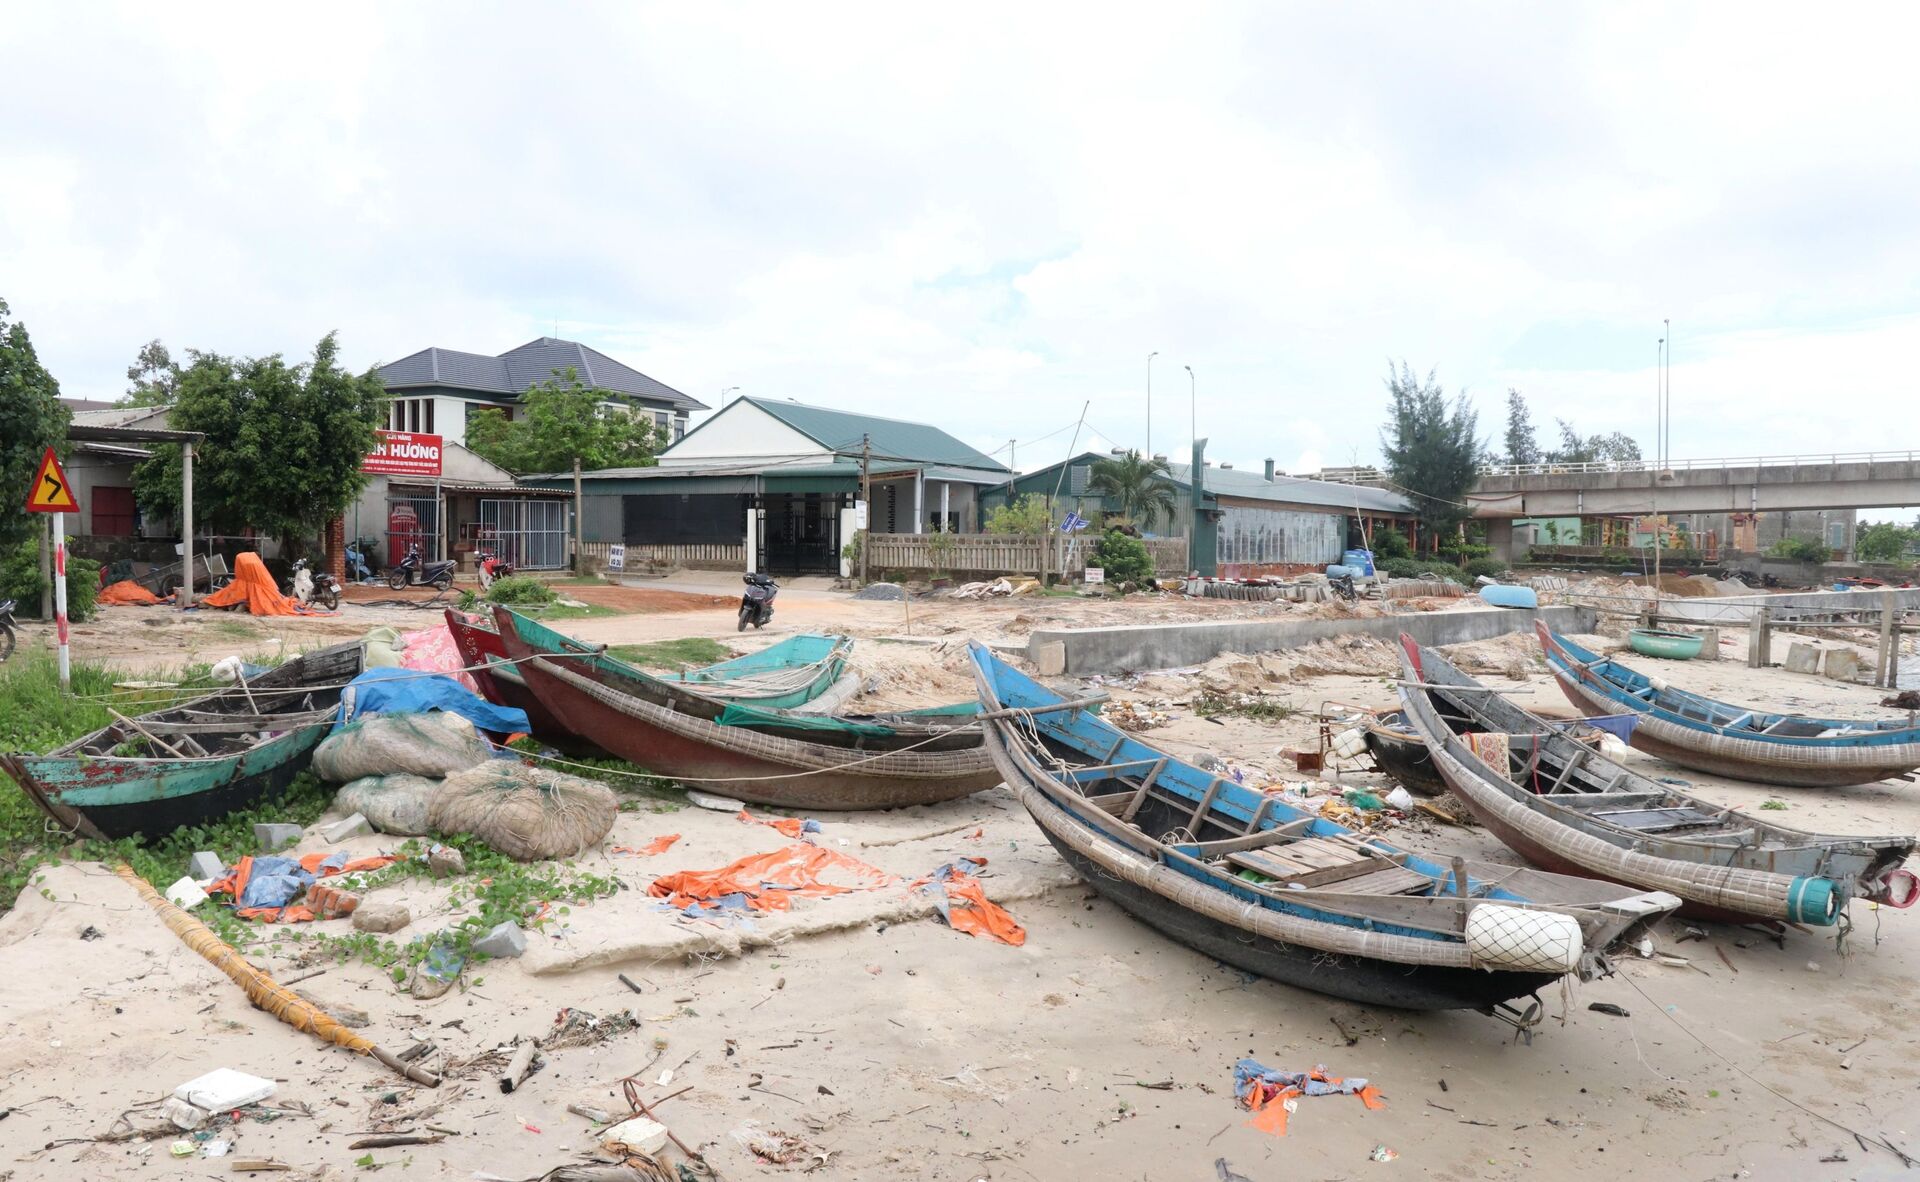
[1377,363,1482,552]
[1087,449,1178,531]
[1091,528,1153,584]
[1856,522,1918,563]
[466,367,657,474]
[1549,420,1642,464]
[133,333,384,548]
[1503,389,1541,467]
[123,339,181,406]
[984,493,1052,535]
[0,299,69,549]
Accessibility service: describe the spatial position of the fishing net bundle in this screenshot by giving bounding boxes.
[427,761,618,861]
[333,773,441,836]
[312,712,494,782]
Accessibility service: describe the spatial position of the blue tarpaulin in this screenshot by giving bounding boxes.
[334,667,531,735]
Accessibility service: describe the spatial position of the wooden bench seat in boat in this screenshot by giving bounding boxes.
[1226,838,1429,895]
[1586,805,1725,833]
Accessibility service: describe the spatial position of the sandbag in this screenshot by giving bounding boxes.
[334,774,440,836]
[428,762,618,862]
[312,712,493,783]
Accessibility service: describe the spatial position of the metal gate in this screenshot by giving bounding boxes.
[480,498,569,570]
[385,493,440,567]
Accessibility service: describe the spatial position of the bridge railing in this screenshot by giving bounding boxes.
[1476,449,1920,479]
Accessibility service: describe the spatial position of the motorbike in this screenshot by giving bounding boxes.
[345,541,374,583]
[737,572,777,631]
[0,598,15,664]
[386,544,457,592]
[477,547,515,591]
[285,557,342,611]
[1328,573,1358,601]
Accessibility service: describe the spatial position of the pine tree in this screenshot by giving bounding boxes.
[1503,389,1540,467]
[1377,363,1482,551]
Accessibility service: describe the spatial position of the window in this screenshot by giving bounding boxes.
[673,416,686,441]
[92,486,136,536]
[386,398,435,434]
[653,410,671,440]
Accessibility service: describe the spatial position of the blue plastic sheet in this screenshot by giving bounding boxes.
[237,856,314,910]
[334,667,530,735]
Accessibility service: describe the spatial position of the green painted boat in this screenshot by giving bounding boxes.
[0,641,365,841]
[1628,628,1704,661]
[660,633,853,708]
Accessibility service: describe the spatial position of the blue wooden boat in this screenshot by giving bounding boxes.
[0,641,365,841]
[1479,584,1538,609]
[1399,634,1919,923]
[1539,623,1920,788]
[966,642,1679,1019]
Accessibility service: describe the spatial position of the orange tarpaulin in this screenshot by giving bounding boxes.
[199,552,327,616]
[613,834,681,857]
[208,851,399,923]
[912,856,1026,946]
[737,809,818,839]
[97,579,166,606]
[648,843,893,913]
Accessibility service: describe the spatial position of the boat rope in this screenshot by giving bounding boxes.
[1618,970,1915,1167]
[483,724,969,786]
[112,862,440,1088]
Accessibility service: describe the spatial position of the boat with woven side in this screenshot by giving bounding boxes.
[1395,634,1918,925]
[0,641,366,841]
[495,607,1000,810]
[968,642,1679,1018]
[1539,623,1920,788]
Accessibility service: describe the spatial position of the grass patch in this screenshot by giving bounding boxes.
[534,603,619,621]
[607,637,732,671]
[1192,691,1296,722]
[1759,799,1788,810]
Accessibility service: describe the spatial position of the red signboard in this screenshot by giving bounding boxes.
[365,430,443,478]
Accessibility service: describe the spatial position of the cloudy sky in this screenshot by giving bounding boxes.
[5,3,1919,493]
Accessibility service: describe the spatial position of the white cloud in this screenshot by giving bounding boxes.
[3,1,1918,485]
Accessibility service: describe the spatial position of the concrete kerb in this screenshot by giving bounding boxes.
[1026,605,1600,676]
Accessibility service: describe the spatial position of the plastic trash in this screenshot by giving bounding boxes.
[1343,789,1385,812]
[162,1097,209,1130]
[1383,786,1414,812]
[601,1116,670,1156]
[174,1068,275,1111]
[164,876,209,909]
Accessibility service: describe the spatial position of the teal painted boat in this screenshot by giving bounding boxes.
[1479,584,1539,609]
[0,641,366,841]
[1627,627,1704,660]
[660,633,852,709]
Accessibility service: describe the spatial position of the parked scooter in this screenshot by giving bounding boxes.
[285,557,342,611]
[1328,573,1358,601]
[0,598,15,664]
[738,572,777,631]
[386,544,457,592]
[477,547,515,591]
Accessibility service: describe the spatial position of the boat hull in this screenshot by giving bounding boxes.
[0,724,328,842]
[1627,628,1703,660]
[1035,815,1559,1010]
[444,610,607,757]
[1363,713,1449,797]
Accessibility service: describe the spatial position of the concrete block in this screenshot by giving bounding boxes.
[1031,640,1067,677]
[353,902,411,933]
[254,823,302,851]
[1784,642,1823,675]
[1823,648,1863,682]
[428,845,466,878]
[321,813,372,843]
[473,921,527,959]
[1694,627,1721,660]
[187,852,225,883]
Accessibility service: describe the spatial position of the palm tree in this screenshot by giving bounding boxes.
[1088,450,1178,531]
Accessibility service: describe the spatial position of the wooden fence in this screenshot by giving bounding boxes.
[865,533,1188,578]
[579,540,745,572]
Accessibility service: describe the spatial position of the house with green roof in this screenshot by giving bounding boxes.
[530,396,1009,576]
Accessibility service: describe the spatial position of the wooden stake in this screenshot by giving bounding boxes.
[107,707,188,759]
[499,1039,538,1094]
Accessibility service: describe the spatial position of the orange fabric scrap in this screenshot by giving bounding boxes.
[613,834,682,857]
[648,843,892,913]
[97,579,165,606]
[1237,1065,1384,1138]
[911,856,1026,946]
[209,852,399,923]
[737,809,812,839]
[198,552,329,616]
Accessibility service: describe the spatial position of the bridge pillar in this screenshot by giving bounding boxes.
[1485,518,1516,566]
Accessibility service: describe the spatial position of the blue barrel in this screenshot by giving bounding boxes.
[1784,876,1840,925]
[1342,549,1376,575]
[1325,564,1361,579]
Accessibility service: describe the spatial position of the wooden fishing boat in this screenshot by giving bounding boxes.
[659,633,852,708]
[0,641,366,841]
[1538,623,1920,788]
[495,608,1001,809]
[1627,627,1704,660]
[1360,709,1449,797]
[968,642,1680,1018]
[1396,634,1918,924]
[445,610,606,756]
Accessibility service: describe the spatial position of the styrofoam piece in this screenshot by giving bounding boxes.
[164,877,209,909]
[601,1116,669,1155]
[173,1068,276,1111]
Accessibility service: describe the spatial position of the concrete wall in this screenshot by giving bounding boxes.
[1026,604,1599,675]
[1472,458,1920,518]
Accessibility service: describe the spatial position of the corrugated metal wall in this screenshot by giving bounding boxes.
[1216,506,1343,565]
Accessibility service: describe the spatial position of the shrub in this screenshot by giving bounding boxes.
[1767,537,1831,564]
[1370,529,1413,561]
[1091,529,1153,585]
[1462,557,1508,581]
[0,537,100,622]
[484,575,558,607]
[984,493,1051,536]
[1379,557,1462,583]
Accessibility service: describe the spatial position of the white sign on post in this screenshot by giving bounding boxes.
[1084,566,1105,584]
[606,544,625,572]
[854,501,869,530]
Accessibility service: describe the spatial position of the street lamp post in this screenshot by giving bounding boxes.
[1146,352,1158,458]
[1184,365,1195,446]
[721,386,741,404]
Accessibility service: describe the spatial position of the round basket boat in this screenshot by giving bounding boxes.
[1628,627,1703,660]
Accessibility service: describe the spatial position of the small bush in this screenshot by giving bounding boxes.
[1091,529,1153,585]
[984,494,1051,536]
[1370,529,1413,561]
[1768,536,1831,564]
[1462,557,1508,581]
[1379,557,1463,583]
[484,575,558,607]
[0,537,100,622]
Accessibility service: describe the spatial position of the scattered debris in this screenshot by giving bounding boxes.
[541,1008,640,1050]
[1369,1144,1399,1162]
[914,856,1026,945]
[164,876,209,909]
[1234,1059,1384,1137]
[729,1119,832,1167]
[474,921,529,959]
[428,843,467,877]
[852,582,906,602]
[687,790,747,813]
[499,1039,542,1093]
[1587,1002,1631,1018]
[354,902,412,934]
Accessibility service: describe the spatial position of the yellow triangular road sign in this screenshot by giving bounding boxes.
[26,447,78,513]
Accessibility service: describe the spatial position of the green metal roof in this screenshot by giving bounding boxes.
[743,397,1008,472]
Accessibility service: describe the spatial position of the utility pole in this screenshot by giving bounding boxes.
[859,433,872,586]
[1146,351,1158,457]
[1005,438,1016,503]
[572,457,584,572]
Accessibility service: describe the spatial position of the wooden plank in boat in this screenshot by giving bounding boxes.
[1590,807,1720,832]
[1308,866,1433,896]
[1227,844,1389,889]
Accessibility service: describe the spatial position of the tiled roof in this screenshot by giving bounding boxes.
[380,338,706,411]
[741,397,1007,471]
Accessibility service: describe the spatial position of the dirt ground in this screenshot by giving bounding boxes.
[4,583,1920,1179]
